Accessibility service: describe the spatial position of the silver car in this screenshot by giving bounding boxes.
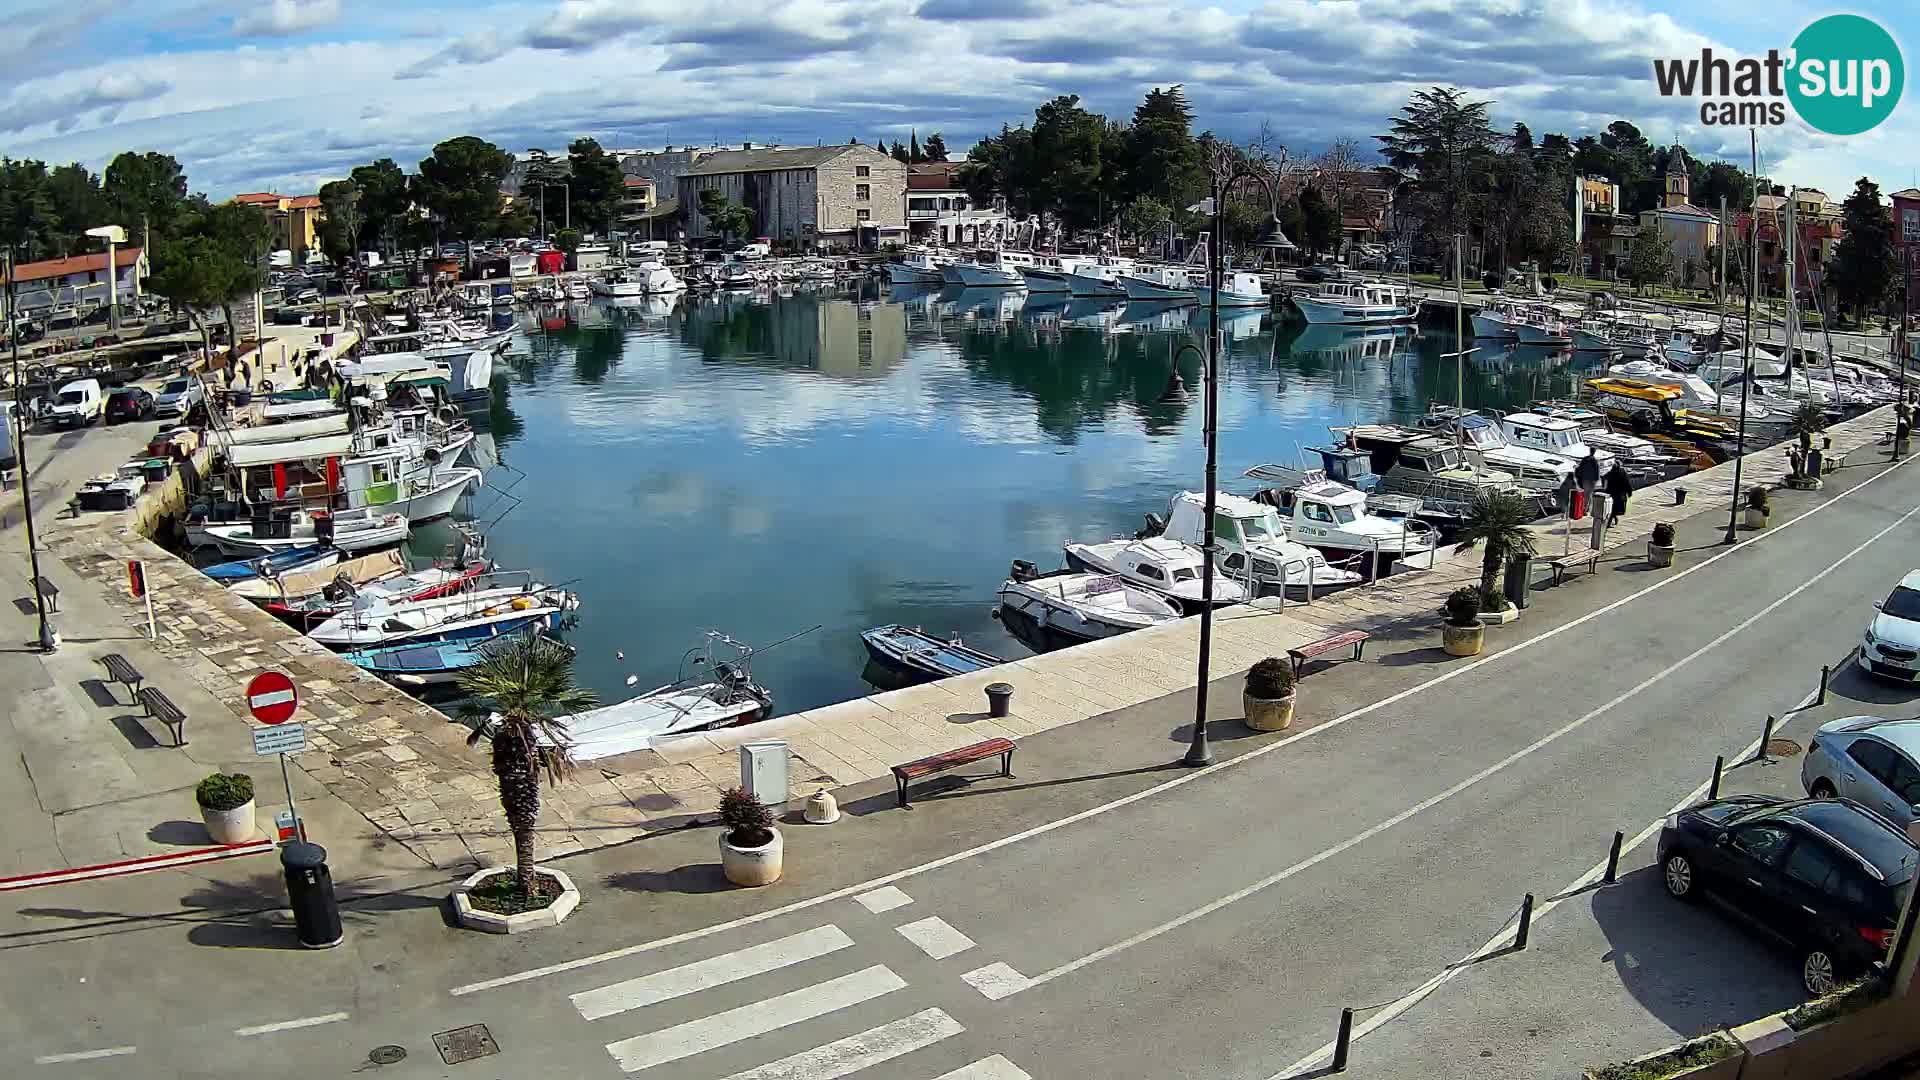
[1802,716,1920,827]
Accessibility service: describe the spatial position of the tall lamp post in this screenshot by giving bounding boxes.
[84,225,126,333]
[1184,142,1288,768]
[1723,132,1760,545]
[5,248,56,651]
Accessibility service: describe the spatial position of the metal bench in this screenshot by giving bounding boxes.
[1545,548,1601,586]
[138,686,187,747]
[892,737,1015,808]
[1287,630,1370,677]
[97,653,144,702]
[30,576,58,613]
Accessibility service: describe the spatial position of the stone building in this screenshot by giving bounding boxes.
[1636,145,1720,287]
[677,145,907,251]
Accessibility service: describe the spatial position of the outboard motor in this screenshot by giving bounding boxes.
[312,510,335,546]
[1009,559,1040,583]
[1134,512,1166,540]
[320,573,356,603]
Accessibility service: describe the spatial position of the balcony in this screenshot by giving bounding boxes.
[908,208,939,220]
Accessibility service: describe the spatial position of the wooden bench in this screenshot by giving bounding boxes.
[138,686,187,747]
[1545,548,1600,586]
[892,738,1015,808]
[97,653,144,702]
[30,576,58,613]
[1287,630,1370,676]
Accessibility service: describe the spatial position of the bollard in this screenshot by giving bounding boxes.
[1515,892,1535,950]
[1367,540,1379,585]
[1331,1007,1355,1072]
[1818,664,1830,706]
[1759,715,1776,764]
[985,682,1014,719]
[1674,486,1687,506]
[281,841,343,949]
[1709,755,1725,800]
[1604,830,1624,885]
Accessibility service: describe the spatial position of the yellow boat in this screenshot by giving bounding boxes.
[1584,378,1734,464]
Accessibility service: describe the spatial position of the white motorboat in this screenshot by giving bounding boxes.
[1471,298,1525,339]
[1119,265,1200,303]
[1242,465,1440,572]
[1418,408,1591,498]
[1067,256,1135,297]
[953,249,1037,289]
[715,261,759,289]
[564,279,592,301]
[555,634,775,761]
[191,508,409,558]
[254,558,493,629]
[1062,536,1247,613]
[1214,271,1269,308]
[887,249,955,286]
[1292,277,1418,324]
[306,580,578,650]
[594,262,684,296]
[1514,303,1573,346]
[364,462,483,522]
[1525,403,1705,481]
[1153,491,1362,594]
[994,563,1182,651]
[1021,255,1094,293]
[590,272,645,298]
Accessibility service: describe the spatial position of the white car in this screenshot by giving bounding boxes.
[1859,571,1920,683]
[45,378,103,428]
[1803,716,1920,828]
[153,377,202,418]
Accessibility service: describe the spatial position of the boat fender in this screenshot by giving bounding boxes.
[425,447,442,465]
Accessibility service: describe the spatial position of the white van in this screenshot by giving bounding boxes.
[47,379,103,428]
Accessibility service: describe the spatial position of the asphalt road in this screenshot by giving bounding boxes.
[4,446,1918,1080]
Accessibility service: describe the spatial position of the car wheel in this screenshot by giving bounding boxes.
[1810,779,1837,799]
[1802,948,1839,996]
[1663,852,1697,900]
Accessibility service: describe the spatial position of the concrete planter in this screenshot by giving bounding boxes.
[450,865,581,934]
[1442,623,1484,657]
[1243,691,1296,732]
[721,827,784,887]
[1582,1033,1744,1080]
[1478,604,1519,625]
[200,799,257,844]
[1733,994,1908,1080]
[1647,542,1675,568]
[1745,506,1770,530]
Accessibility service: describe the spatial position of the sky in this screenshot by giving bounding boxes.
[0,0,1913,200]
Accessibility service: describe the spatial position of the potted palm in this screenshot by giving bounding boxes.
[1789,402,1827,488]
[196,772,257,844]
[1442,587,1485,656]
[719,787,783,886]
[1744,485,1770,529]
[1454,491,1536,620]
[1648,521,1676,568]
[450,634,596,932]
[1243,657,1297,732]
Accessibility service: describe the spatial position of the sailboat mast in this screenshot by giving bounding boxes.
[1785,188,1797,373]
[1454,234,1465,414]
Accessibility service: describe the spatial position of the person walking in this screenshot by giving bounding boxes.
[1605,462,1632,526]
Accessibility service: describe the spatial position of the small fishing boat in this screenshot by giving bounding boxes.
[556,633,776,762]
[306,580,578,650]
[1062,536,1248,614]
[343,628,556,689]
[860,625,1002,682]
[191,508,409,558]
[202,545,340,582]
[255,559,493,629]
[228,547,407,603]
[994,563,1182,652]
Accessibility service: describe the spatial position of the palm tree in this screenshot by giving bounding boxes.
[1790,400,1827,453]
[456,634,596,896]
[1453,490,1538,600]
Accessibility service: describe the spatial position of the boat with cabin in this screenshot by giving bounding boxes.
[1416,408,1588,502]
[1118,265,1200,303]
[1291,276,1418,325]
[993,562,1183,652]
[1021,255,1095,293]
[1062,536,1248,613]
[887,249,957,286]
[1242,464,1440,572]
[1067,256,1136,297]
[1147,491,1362,594]
[953,249,1037,289]
[1329,426,1541,522]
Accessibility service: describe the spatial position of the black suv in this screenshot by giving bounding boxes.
[1658,795,1913,994]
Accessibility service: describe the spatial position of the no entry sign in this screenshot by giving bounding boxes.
[245,671,299,725]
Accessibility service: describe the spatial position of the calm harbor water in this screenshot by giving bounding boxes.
[434,283,1612,717]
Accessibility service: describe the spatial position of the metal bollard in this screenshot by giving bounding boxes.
[1604,830,1624,885]
[1759,715,1776,764]
[1367,540,1379,584]
[281,841,343,949]
[1515,893,1535,950]
[1818,664,1830,706]
[1709,755,1725,800]
[1331,1007,1355,1072]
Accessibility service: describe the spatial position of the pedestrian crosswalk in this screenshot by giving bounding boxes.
[567,893,1030,1078]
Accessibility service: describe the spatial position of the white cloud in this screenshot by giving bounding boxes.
[232,0,342,36]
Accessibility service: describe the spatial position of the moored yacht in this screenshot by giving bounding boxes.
[1292,277,1418,325]
[1150,490,1361,594]
[993,562,1183,652]
[953,249,1037,288]
[887,249,956,286]
[1062,536,1247,613]
[1021,255,1095,293]
[1067,256,1136,297]
[1119,265,1200,303]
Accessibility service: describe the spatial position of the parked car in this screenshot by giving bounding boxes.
[104,386,155,424]
[153,377,201,418]
[1859,571,1920,683]
[1804,716,1920,827]
[1295,264,1333,284]
[1658,795,1914,994]
[45,378,104,428]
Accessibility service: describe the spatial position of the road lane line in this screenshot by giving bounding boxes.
[1011,496,1920,997]
[959,962,1029,1000]
[718,1007,962,1080]
[572,925,854,1021]
[604,965,906,1073]
[895,916,976,960]
[233,1012,349,1037]
[853,886,914,913]
[933,1056,1035,1079]
[34,1047,136,1064]
[449,453,1914,998]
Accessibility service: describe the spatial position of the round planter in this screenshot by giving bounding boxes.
[720,827,784,887]
[1442,622,1485,657]
[450,865,581,934]
[1243,690,1296,732]
[1647,542,1675,568]
[200,799,257,844]
[1744,506,1769,530]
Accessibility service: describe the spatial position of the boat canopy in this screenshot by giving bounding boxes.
[262,399,339,421]
[228,432,355,468]
[338,353,438,377]
[226,414,349,444]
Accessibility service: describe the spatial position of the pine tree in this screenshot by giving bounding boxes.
[924,132,949,162]
[889,140,910,164]
[1830,177,1897,322]
[909,130,923,164]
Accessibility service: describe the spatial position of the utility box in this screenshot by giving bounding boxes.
[740,741,791,807]
[1590,493,1611,550]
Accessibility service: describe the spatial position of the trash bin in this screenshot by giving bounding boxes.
[985,682,1014,719]
[281,841,343,949]
[1504,553,1533,610]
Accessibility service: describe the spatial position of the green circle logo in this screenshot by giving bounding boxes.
[1788,15,1904,135]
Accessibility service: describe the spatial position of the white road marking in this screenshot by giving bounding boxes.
[34,1047,136,1064]
[853,886,914,914]
[604,965,907,1073]
[959,962,1030,1000]
[1012,495,1920,998]
[718,1007,962,1080]
[933,1056,1035,1080]
[895,916,975,960]
[233,1012,349,1037]
[572,925,854,1021]
[448,452,1913,998]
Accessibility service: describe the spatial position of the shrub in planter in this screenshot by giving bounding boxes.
[1651,522,1676,546]
[1649,521,1677,568]
[718,786,783,887]
[196,772,257,844]
[1584,1032,1741,1080]
[1745,485,1771,529]
[1445,587,1482,626]
[1443,587,1486,657]
[1243,657,1297,732]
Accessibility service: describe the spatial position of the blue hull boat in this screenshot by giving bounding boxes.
[860,624,1002,683]
[344,627,560,688]
[203,545,337,582]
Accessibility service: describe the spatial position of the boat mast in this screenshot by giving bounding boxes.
[1724,130,1758,544]
[1785,187,1797,378]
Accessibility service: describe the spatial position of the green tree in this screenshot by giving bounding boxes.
[1119,196,1171,248]
[697,188,753,244]
[102,151,188,249]
[923,132,949,162]
[1377,86,1499,244]
[567,137,624,236]
[960,124,1035,219]
[413,136,513,256]
[317,180,361,263]
[1628,223,1674,292]
[1121,85,1202,209]
[553,228,581,257]
[47,162,109,257]
[349,158,411,254]
[0,158,56,259]
[909,130,923,164]
[1453,490,1537,602]
[890,140,910,164]
[1829,177,1897,321]
[1029,95,1111,233]
[455,634,597,898]
[144,202,268,359]
[1296,183,1339,257]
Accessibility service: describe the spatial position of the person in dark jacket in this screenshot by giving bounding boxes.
[1575,448,1601,496]
[1605,462,1632,525]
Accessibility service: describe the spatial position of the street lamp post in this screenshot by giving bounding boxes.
[5,247,56,652]
[85,225,126,332]
[1724,132,1760,545]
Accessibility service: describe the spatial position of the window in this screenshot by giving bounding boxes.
[855,165,870,177]
[1331,504,1357,525]
[370,463,392,485]
[1883,587,1920,621]
[856,184,871,201]
[857,209,871,222]
[1303,502,1335,524]
[1730,824,1792,867]
[1213,512,1241,540]
[1136,564,1165,581]
[1783,839,1840,892]
[1171,567,1197,582]
[1848,740,1900,788]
